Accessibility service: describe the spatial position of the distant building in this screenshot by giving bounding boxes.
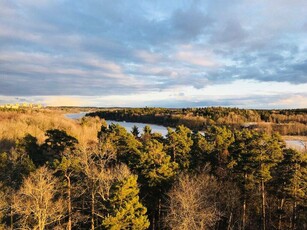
[0,103,43,110]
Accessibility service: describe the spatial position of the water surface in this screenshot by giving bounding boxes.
[65,113,307,150]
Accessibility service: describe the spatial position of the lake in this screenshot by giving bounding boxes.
[65,112,169,136]
[65,112,306,151]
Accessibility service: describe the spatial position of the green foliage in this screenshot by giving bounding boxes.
[229,130,283,187]
[0,149,35,189]
[138,140,178,187]
[17,134,44,167]
[131,125,140,137]
[88,107,307,135]
[42,129,78,155]
[273,148,307,201]
[190,132,214,169]
[102,175,150,230]
[98,123,142,166]
[166,125,193,170]
[2,108,307,230]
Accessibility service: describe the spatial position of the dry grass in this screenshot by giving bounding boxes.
[0,109,104,152]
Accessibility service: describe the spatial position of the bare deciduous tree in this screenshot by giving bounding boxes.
[165,172,221,230]
[13,167,65,230]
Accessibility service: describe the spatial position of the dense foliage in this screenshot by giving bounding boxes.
[88,107,307,135]
[0,109,306,230]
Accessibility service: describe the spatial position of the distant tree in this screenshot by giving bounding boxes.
[131,125,140,138]
[102,175,150,230]
[141,125,152,144]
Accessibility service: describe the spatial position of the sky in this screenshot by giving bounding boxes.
[0,0,307,108]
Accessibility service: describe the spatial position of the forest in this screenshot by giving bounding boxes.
[0,108,306,230]
[87,107,307,136]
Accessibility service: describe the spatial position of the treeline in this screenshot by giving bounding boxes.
[0,112,306,229]
[87,107,307,135]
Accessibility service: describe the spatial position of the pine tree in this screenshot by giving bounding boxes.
[137,139,178,229]
[204,125,234,177]
[229,130,283,230]
[228,129,256,230]
[190,132,214,169]
[271,148,307,230]
[138,139,178,188]
[165,125,193,170]
[102,175,150,230]
[131,125,140,138]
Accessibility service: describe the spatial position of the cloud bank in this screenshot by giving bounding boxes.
[0,0,306,108]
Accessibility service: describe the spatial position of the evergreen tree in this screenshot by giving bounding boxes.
[138,139,178,188]
[165,125,193,170]
[102,175,150,230]
[204,125,234,177]
[137,139,178,230]
[190,132,214,169]
[41,129,78,162]
[271,148,307,230]
[229,130,283,230]
[131,125,140,138]
[98,123,142,167]
[228,129,257,229]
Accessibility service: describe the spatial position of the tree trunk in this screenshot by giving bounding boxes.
[10,204,13,230]
[242,173,247,230]
[91,191,95,230]
[65,174,72,230]
[151,213,155,230]
[261,179,266,230]
[227,212,233,230]
[158,198,162,230]
[292,200,297,230]
[278,198,285,230]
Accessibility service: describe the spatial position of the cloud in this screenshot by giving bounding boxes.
[0,0,306,108]
[277,95,307,108]
[171,6,211,40]
[174,45,217,67]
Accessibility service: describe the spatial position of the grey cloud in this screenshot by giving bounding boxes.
[0,0,306,99]
[147,93,307,109]
[212,20,247,44]
[171,7,211,40]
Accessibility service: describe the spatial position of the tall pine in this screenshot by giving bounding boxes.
[102,175,149,230]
